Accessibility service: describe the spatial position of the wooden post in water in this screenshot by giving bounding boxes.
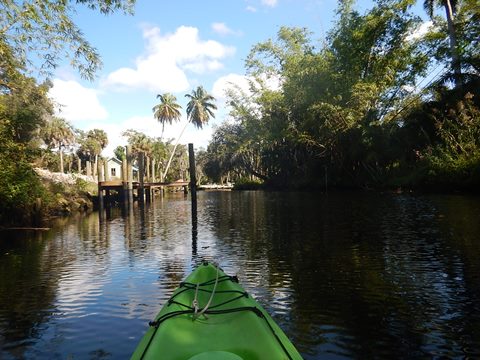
[189,143,198,256]
[139,152,145,203]
[144,154,151,203]
[146,155,150,182]
[151,158,156,183]
[97,159,104,210]
[77,157,82,174]
[146,186,151,203]
[103,159,110,203]
[121,154,128,210]
[126,145,134,204]
[188,143,197,206]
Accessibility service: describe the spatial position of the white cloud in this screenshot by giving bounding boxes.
[104,25,236,93]
[211,22,241,37]
[406,21,433,42]
[48,79,108,123]
[212,73,251,102]
[246,5,257,12]
[261,0,278,7]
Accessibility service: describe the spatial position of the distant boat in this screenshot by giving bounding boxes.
[198,183,234,190]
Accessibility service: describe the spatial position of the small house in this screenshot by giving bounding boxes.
[106,157,138,180]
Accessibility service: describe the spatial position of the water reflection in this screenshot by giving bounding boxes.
[0,191,480,359]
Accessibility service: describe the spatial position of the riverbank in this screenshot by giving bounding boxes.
[0,169,97,229]
[34,168,97,220]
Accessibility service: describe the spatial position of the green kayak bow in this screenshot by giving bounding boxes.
[131,261,303,360]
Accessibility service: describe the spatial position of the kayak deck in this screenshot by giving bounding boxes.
[131,261,303,360]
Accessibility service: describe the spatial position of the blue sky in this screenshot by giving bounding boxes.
[47,0,427,156]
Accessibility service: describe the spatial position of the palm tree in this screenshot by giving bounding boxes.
[152,93,182,140]
[185,86,218,129]
[77,129,108,177]
[162,86,217,181]
[42,117,75,173]
[87,129,108,176]
[424,0,461,86]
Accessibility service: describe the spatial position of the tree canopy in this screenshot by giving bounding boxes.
[153,93,182,139]
[204,0,480,190]
[0,0,134,82]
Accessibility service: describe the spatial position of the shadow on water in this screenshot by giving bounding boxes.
[1,191,480,359]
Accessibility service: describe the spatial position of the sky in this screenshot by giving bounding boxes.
[46,0,427,157]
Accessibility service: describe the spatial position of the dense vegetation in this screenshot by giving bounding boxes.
[203,0,480,191]
[0,0,135,225]
[0,0,216,225]
[1,0,479,225]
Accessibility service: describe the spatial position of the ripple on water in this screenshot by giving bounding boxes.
[1,192,480,359]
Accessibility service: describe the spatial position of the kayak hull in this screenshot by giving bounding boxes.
[131,262,302,360]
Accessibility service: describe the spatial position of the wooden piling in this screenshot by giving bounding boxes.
[97,159,104,210]
[126,145,133,204]
[146,155,150,182]
[139,152,145,202]
[104,159,109,181]
[151,158,156,183]
[189,144,198,256]
[146,186,151,203]
[122,156,128,203]
[188,143,197,206]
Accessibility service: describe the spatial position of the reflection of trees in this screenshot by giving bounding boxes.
[427,195,480,353]
[0,231,57,359]
[200,191,480,359]
[123,195,191,255]
[2,192,478,359]
[0,210,110,359]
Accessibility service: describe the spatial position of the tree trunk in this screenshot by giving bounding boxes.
[59,147,64,173]
[162,120,189,181]
[146,155,151,182]
[151,158,156,182]
[444,0,461,87]
[94,154,98,178]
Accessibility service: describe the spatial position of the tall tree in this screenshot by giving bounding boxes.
[77,129,108,176]
[114,145,126,161]
[423,0,462,86]
[162,86,217,181]
[0,0,134,225]
[213,0,430,188]
[122,129,153,156]
[152,93,182,139]
[87,129,108,152]
[42,117,75,173]
[185,86,218,129]
[88,129,108,175]
[0,65,53,224]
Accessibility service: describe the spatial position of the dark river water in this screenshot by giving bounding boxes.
[1,191,480,359]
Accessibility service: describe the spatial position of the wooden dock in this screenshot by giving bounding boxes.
[97,144,195,208]
[98,180,189,190]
